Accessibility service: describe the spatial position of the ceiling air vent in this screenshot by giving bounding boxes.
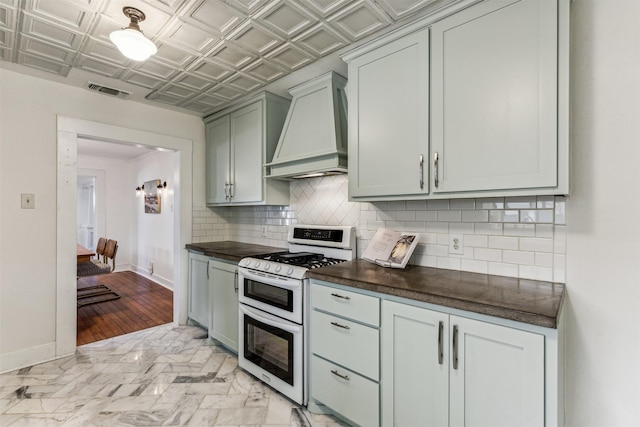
[87,82,132,99]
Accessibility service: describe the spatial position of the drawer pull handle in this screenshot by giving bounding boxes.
[330,293,350,300]
[330,321,350,330]
[330,369,350,381]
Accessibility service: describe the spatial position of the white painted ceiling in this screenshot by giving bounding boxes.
[0,0,456,117]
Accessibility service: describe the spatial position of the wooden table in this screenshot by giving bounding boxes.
[77,244,95,264]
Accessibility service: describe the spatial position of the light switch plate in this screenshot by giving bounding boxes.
[21,193,35,209]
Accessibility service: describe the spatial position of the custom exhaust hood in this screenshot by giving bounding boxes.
[266,72,348,179]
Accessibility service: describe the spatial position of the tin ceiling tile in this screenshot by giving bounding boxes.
[242,58,286,83]
[133,58,180,80]
[186,0,246,37]
[173,73,215,91]
[226,0,271,15]
[375,0,455,20]
[292,21,348,57]
[264,41,313,72]
[294,0,351,18]
[19,35,75,63]
[0,27,13,48]
[223,72,263,92]
[255,0,317,38]
[207,83,245,101]
[188,57,233,81]
[20,15,82,49]
[145,90,185,105]
[82,37,130,66]
[24,0,94,32]
[228,20,284,56]
[161,20,219,54]
[17,51,71,75]
[327,0,392,41]
[153,42,198,68]
[208,41,256,69]
[120,70,167,90]
[0,46,11,60]
[159,83,200,99]
[190,92,228,109]
[76,54,124,78]
[0,4,17,28]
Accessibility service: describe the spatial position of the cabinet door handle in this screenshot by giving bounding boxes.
[330,293,350,300]
[438,320,444,365]
[419,154,424,189]
[234,270,238,294]
[330,369,350,381]
[452,324,459,370]
[434,152,439,188]
[224,183,230,200]
[330,321,350,330]
[228,182,234,199]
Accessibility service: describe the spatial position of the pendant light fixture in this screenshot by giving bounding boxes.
[110,7,157,61]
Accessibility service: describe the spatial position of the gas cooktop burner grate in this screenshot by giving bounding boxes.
[253,252,347,269]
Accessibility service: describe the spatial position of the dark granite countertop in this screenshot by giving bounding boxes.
[308,259,565,329]
[185,241,284,263]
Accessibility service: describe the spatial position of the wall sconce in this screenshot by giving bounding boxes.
[157,181,167,195]
[110,7,157,61]
[135,184,144,197]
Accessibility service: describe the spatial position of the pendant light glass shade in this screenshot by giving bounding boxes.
[110,7,157,62]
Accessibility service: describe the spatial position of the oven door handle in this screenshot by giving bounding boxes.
[239,304,302,334]
[238,268,302,290]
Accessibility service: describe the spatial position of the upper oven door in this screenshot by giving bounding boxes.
[238,267,303,324]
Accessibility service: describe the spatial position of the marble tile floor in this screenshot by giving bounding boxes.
[0,324,349,427]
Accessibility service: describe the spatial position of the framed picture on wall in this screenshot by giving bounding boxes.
[144,179,161,214]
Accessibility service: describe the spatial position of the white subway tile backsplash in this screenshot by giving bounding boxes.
[520,237,554,253]
[506,196,537,209]
[474,248,502,262]
[504,223,536,237]
[450,199,476,210]
[437,210,462,222]
[194,175,567,283]
[488,262,519,277]
[503,250,535,265]
[489,210,519,223]
[462,210,489,222]
[488,236,519,250]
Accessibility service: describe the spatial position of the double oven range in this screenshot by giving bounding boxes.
[237,224,355,405]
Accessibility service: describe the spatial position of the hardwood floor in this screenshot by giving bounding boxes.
[77,271,173,346]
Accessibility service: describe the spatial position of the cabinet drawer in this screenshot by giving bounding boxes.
[311,355,379,427]
[311,283,380,327]
[311,310,379,380]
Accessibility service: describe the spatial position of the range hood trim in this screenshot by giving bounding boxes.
[266,71,348,180]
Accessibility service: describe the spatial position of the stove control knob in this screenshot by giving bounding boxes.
[275,265,282,273]
[254,261,261,268]
[264,263,270,270]
[243,259,251,266]
[286,267,294,276]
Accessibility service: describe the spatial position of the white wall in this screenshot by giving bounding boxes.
[565,1,640,425]
[0,67,203,372]
[132,151,176,288]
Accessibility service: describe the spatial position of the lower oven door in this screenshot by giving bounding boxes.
[238,303,304,405]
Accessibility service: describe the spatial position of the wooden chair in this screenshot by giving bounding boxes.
[77,239,118,277]
[95,237,107,262]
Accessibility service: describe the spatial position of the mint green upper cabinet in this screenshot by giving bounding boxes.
[344,28,430,200]
[204,93,290,206]
[431,0,569,196]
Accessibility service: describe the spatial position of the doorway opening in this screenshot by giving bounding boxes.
[57,116,193,359]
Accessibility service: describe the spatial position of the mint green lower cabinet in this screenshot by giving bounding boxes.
[187,252,210,329]
[382,300,546,427]
[449,315,544,427]
[381,300,449,426]
[311,355,379,427]
[208,259,238,353]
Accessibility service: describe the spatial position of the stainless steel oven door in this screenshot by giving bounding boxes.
[238,303,304,405]
[238,267,303,324]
